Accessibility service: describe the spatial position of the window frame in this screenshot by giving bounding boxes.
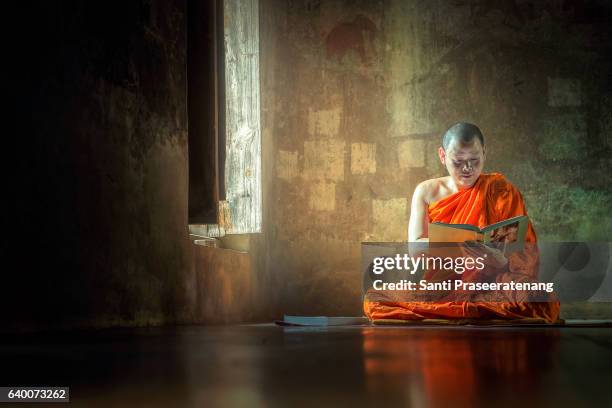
[188,0,261,237]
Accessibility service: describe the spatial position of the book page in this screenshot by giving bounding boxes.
[483,220,527,255]
[429,223,481,242]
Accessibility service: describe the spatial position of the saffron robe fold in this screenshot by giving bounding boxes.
[364,172,560,323]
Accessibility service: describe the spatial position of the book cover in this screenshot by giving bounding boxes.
[276,315,370,326]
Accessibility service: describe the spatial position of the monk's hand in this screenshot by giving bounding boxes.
[462,241,508,269]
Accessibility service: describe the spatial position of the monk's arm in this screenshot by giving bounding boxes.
[408,183,429,242]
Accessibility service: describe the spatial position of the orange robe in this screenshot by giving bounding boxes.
[364,172,560,323]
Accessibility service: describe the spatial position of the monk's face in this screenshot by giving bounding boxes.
[438,138,485,189]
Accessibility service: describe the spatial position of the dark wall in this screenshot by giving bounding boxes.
[3,0,196,331]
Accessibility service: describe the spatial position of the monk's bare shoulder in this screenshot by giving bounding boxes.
[414,177,453,205]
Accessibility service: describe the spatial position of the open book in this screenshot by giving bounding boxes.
[428,215,529,254]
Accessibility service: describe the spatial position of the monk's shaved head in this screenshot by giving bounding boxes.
[442,122,485,150]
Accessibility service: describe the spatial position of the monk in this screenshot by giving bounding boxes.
[364,122,560,323]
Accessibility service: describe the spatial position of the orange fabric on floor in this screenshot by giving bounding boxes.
[364,172,560,324]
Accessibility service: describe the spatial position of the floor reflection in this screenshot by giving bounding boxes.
[362,327,560,407]
[4,325,612,407]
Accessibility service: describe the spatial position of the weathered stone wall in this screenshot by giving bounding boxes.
[4,0,611,331]
[259,0,612,316]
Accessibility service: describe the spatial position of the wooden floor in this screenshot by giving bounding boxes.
[2,324,612,407]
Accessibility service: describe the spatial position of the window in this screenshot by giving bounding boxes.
[187,0,261,237]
